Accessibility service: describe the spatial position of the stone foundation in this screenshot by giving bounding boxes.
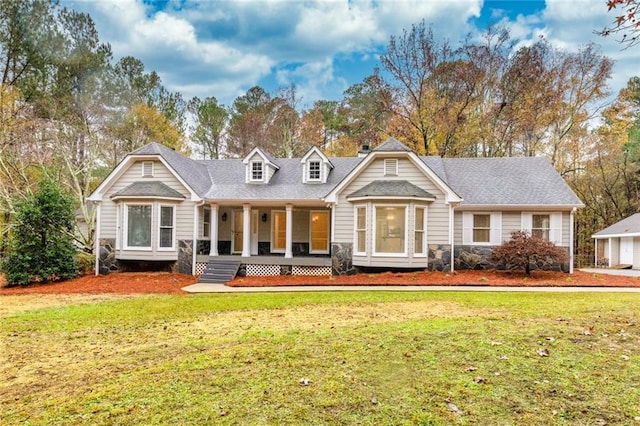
[174,240,193,274]
[331,242,357,275]
[98,238,120,275]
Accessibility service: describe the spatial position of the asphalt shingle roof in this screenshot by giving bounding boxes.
[111,181,186,199]
[125,139,582,207]
[347,180,436,200]
[593,213,640,237]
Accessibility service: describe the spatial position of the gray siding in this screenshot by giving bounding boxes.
[98,160,194,261]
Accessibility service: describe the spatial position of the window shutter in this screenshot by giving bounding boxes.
[490,212,502,245]
[521,212,532,235]
[462,212,472,244]
[550,212,563,245]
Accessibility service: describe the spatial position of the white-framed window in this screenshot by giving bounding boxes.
[308,160,321,181]
[142,161,154,177]
[354,205,367,255]
[203,207,210,238]
[271,210,286,252]
[532,214,550,240]
[462,212,502,245]
[310,210,330,253]
[522,212,562,244]
[125,204,152,249]
[250,160,264,181]
[384,159,398,176]
[158,205,175,249]
[414,206,427,256]
[374,205,407,256]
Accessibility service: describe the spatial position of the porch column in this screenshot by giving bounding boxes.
[209,203,219,256]
[285,204,293,258]
[242,203,251,257]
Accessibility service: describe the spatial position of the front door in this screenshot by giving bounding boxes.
[232,209,258,255]
[232,210,244,254]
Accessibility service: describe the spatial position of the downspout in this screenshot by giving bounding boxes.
[569,207,576,274]
[450,202,459,273]
[94,201,101,275]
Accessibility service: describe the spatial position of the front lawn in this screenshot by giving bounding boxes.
[2,292,639,425]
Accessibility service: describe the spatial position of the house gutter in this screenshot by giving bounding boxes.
[94,201,101,275]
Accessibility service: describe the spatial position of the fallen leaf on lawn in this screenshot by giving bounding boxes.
[447,402,463,415]
[299,378,311,386]
[474,376,487,384]
[537,348,549,357]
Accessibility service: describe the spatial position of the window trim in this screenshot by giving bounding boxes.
[309,210,330,254]
[354,205,367,256]
[307,160,322,182]
[373,204,408,257]
[250,160,264,182]
[522,212,562,245]
[462,211,502,245]
[123,203,153,251]
[157,204,176,251]
[414,206,427,257]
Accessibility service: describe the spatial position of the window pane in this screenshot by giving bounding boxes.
[309,161,321,180]
[473,214,490,228]
[356,207,366,253]
[415,208,424,231]
[127,205,151,247]
[473,229,490,242]
[252,162,263,180]
[533,214,550,229]
[375,207,405,253]
[159,206,174,248]
[415,232,424,254]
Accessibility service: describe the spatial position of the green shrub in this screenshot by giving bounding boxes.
[1,178,79,286]
[75,251,95,275]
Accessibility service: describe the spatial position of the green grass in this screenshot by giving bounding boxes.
[2,291,640,425]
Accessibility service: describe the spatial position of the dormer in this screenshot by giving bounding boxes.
[242,147,280,184]
[301,146,333,184]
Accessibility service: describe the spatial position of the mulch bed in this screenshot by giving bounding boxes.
[1,270,638,295]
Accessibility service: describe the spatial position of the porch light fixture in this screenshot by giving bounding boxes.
[221,212,227,222]
[261,213,268,222]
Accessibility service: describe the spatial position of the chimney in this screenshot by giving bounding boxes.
[357,144,371,158]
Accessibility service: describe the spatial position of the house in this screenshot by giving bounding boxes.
[592,213,640,269]
[87,137,584,280]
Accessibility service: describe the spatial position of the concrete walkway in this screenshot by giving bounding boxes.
[182,283,640,293]
[182,267,640,294]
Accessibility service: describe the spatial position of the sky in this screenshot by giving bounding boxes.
[65,0,639,110]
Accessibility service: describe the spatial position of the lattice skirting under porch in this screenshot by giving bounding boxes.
[195,262,207,276]
[246,264,281,276]
[291,265,332,276]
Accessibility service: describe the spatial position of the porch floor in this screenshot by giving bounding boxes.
[196,254,332,267]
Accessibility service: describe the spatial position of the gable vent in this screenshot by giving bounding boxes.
[384,159,398,176]
[142,161,154,177]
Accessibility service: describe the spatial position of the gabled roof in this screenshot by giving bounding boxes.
[436,157,584,208]
[131,143,211,197]
[593,213,640,238]
[347,180,436,201]
[242,147,280,169]
[374,137,412,152]
[110,181,186,200]
[300,146,334,168]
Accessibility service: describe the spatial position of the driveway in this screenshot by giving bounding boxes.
[580,268,640,277]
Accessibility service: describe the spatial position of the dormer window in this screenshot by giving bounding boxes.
[308,160,321,181]
[251,161,264,181]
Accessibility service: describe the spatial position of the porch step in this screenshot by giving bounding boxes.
[198,259,242,284]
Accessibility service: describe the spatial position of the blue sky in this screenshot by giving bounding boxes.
[66,0,638,109]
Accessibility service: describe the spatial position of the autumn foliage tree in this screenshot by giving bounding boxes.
[597,0,640,47]
[491,231,570,276]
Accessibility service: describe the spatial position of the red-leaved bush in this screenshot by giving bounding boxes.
[491,231,569,276]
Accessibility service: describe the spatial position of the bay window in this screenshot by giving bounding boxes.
[355,206,367,254]
[414,207,426,256]
[374,206,406,255]
[159,205,175,249]
[126,204,152,248]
